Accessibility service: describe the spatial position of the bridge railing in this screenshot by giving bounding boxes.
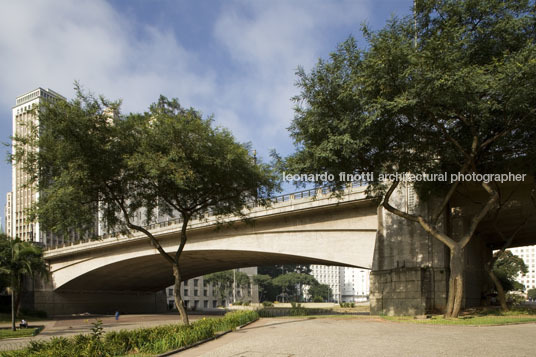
[44,181,368,251]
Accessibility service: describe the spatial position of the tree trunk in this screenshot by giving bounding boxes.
[445,247,464,318]
[15,276,22,318]
[172,264,189,325]
[486,263,508,311]
[11,275,16,331]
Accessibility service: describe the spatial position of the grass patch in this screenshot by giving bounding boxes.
[382,308,536,326]
[0,326,43,340]
[0,310,258,356]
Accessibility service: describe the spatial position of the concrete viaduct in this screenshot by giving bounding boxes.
[33,181,536,316]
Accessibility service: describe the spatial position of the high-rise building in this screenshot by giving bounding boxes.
[508,245,536,291]
[11,88,65,245]
[310,265,370,303]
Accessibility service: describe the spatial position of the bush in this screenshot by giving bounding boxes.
[313,296,324,302]
[233,301,243,305]
[262,301,274,307]
[1,310,259,357]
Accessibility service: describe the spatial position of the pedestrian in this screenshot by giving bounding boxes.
[115,311,120,321]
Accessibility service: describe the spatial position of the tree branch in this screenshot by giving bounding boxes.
[382,181,456,249]
[459,181,499,248]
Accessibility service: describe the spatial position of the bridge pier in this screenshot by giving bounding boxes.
[370,187,492,315]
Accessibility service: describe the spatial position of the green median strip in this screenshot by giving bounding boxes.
[0,310,258,357]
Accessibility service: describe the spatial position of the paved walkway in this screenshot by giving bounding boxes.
[0,313,200,351]
[176,317,536,357]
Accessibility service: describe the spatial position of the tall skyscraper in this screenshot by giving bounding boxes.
[11,88,64,245]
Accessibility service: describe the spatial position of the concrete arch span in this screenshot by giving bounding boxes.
[57,249,364,292]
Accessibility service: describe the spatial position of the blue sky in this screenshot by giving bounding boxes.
[0,0,413,227]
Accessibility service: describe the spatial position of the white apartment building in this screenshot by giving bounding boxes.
[11,88,65,245]
[508,245,536,291]
[310,265,370,302]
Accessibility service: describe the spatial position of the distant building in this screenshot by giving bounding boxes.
[508,245,536,291]
[10,88,98,246]
[165,267,259,310]
[310,265,370,302]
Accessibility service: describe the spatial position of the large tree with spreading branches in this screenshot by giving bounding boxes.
[12,86,277,324]
[287,0,536,317]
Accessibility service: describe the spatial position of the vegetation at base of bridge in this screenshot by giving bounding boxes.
[382,307,536,326]
[258,302,369,317]
[0,310,258,357]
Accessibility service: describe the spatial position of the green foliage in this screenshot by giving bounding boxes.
[272,272,318,302]
[261,301,274,307]
[308,283,332,302]
[339,302,356,308]
[528,288,536,300]
[1,311,259,356]
[288,0,536,193]
[90,320,104,339]
[204,270,250,305]
[0,234,49,326]
[493,250,528,292]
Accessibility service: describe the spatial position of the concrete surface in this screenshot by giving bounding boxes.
[176,317,536,357]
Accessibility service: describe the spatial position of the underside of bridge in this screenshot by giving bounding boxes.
[57,250,356,292]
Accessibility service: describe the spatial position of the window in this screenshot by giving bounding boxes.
[213,300,217,308]
[194,289,198,296]
[184,288,188,296]
[194,279,199,287]
[168,288,173,296]
[204,289,208,297]
[204,300,208,308]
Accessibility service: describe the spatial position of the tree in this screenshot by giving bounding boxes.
[253,274,276,302]
[288,0,536,317]
[272,272,318,302]
[0,234,48,331]
[12,86,277,324]
[493,250,528,293]
[205,270,250,305]
[528,288,536,301]
[308,282,332,302]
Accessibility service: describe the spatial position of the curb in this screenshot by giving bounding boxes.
[157,318,259,356]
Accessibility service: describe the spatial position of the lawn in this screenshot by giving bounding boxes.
[382,308,536,326]
[0,327,42,340]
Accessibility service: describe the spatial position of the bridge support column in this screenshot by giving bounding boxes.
[370,186,492,316]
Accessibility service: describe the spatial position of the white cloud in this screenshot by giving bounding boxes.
[0,0,215,114]
[212,0,371,155]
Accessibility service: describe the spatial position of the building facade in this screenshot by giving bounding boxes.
[165,267,259,310]
[11,88,65,245]
[508,245,536,291]
[310,265,370,303]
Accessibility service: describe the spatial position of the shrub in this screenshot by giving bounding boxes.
[313,296,323,302]
[1,311,259,357]
[262,301,274,307]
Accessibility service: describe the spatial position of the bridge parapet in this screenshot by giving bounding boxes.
[44,182,370,259]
